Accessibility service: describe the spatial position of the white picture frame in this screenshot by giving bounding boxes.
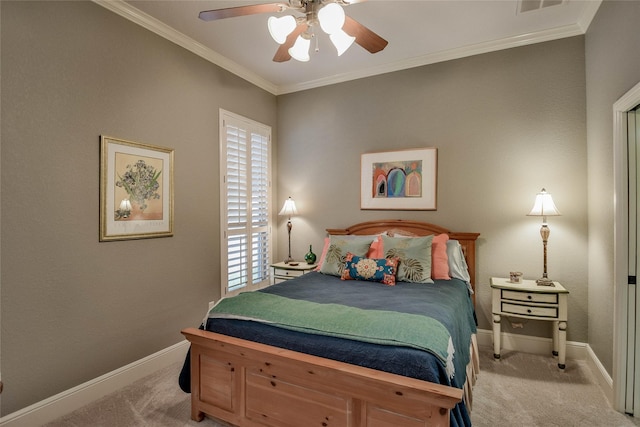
[361,148,437,210]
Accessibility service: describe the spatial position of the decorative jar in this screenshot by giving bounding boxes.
[304,245,317,264]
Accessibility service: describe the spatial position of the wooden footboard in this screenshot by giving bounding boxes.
[182,328,463,427]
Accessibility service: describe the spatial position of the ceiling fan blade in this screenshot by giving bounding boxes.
[273,22,308,62]
[343,15,388,54]
[199,3,289,21]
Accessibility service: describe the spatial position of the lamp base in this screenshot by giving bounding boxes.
[536,278,555,287]
[284,256,294,264]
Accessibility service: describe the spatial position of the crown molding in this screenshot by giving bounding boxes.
[277,23,585,94]
[92,0,278,95]
[577,0,603,33]
[94,0,595,96]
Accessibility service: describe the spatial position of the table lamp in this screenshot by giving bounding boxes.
[527,188,561,286]
[278,196,298,264]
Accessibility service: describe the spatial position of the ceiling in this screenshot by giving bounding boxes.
[98,0,601,95]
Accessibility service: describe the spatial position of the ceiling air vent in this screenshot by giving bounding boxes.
[518,0,565,14]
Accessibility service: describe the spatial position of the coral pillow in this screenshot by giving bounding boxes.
[431,233,451,280]
[314,237,330,271]
[367,235,384,258]
[341,252,399,286]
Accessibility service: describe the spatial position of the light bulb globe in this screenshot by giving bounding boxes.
[330,29,355,56]
[318,3,345,34]
[288,35,311,62]
[268,15,296,44]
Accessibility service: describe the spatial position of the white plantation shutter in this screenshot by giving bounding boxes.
[251,132,270,284]
[220,110,272,295]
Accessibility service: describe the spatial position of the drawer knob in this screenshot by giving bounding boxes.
[527,295,532,300]
[527,309,532,313]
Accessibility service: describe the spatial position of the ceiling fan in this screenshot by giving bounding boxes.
[198,0,388,63]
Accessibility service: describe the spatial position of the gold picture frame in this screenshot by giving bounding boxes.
[100,135,174,241]
[361,147,437,210]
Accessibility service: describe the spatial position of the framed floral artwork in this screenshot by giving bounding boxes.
[361,148,437,210]
[100,135,174,241]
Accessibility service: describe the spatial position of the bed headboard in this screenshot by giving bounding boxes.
[326,220,480,304]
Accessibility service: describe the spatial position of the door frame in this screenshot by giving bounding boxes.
[613,80,640,413]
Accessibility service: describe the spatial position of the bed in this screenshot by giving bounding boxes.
[181,219,480,427]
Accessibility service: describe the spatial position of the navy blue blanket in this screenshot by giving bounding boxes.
[180,272,476,426]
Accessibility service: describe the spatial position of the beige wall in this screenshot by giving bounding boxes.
[5,0,635,418]
[1,1,276,415]
[585,0,640,375]
[277,36,588,347]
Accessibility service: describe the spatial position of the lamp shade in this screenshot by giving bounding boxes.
[268,15,296,44]
[330,29,355,56]
[119,199,132,211]
[279,197,298,218]
[318,3,345,34]
[527,188,561,217]
[288,35,311,62]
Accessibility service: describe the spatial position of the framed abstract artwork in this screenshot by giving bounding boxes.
[100,135,174,241]
[361,148,437,210]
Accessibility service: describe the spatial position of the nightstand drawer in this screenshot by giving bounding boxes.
[501,302,558,318]
[273,268,306,278]
[502,290,558,304]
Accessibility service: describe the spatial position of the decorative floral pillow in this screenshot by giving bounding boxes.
[319,235,376,277]
[341,253,399,286]
[381,235,434,283]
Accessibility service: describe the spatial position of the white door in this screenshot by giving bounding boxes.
[625,106,640,415]
[613,82,640,416]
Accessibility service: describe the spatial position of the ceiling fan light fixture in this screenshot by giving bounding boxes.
[329,29,355,56]
[268,15,297,44]
[198,1,388,63]
[318,3,346,34]
[288,34,311,62]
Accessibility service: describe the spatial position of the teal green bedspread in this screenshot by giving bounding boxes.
[208,290,455,376]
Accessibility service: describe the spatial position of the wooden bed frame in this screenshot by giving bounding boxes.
[182,220,480,427]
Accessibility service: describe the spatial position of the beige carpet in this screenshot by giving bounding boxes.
[45,347,640,426]
[471,347,640,427]
[43,360,228,427]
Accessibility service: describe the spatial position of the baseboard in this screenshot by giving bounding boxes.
[477,328,587,359]
[476,328,613,402]
[0,340,190,427]
[586,343,614,404]
[0,332,614,426]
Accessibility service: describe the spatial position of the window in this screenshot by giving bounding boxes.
[220,110,272,296]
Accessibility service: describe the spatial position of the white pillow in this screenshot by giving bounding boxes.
[446,239,472,292]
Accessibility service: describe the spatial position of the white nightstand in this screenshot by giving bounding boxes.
[271,261,317,284]
[490,277,569,369]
